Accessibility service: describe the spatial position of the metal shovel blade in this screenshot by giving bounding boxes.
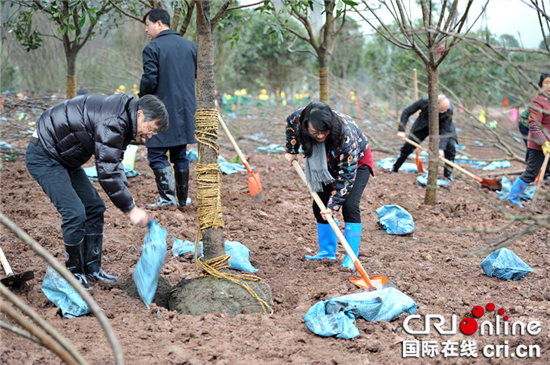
[1,270,34,287]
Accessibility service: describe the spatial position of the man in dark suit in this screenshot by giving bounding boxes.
[140,8,197,209]
[392,94,457,181]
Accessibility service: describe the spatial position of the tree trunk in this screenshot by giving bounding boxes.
[195,1,225,261]
[424,65,440,205]
[66,51,77,99]
[318,51,329,104]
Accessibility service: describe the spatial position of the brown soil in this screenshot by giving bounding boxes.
[1,96,549,364]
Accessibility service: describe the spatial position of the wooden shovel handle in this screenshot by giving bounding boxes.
[217,114,253,174]
[0,247,14,276]
[404,137,482,182]
[533,153,550,202]
[292,161,373,287]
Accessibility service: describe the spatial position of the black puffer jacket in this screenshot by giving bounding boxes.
[36,94,138,213]
[398,95,457,149]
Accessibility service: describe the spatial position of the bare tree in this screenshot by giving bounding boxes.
[259,0,349,103]
[4,1,116,99]
[352,0,482,205]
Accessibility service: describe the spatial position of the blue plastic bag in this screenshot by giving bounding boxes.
[133,220,167,308]
[481,248,533,281]
[482,160,511,171]
[304,301,359,339]
[376,205,414,235]
[377,157,418,172]
[304,288,416,339]
[496,176,536,201]
[171,238,258,273]
[42,265,90,318]
[417,173,450,187]
[219,155,247,175]
[225,240,258,273]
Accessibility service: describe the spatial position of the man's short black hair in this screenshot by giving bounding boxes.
[137,95,169,132]
[143,8,170,27]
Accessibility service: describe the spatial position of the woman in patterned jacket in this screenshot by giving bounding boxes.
[285,101,374,270]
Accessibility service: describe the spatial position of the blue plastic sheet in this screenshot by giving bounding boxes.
[171,238,258,273]
[219,155,247,175]
[416,173,450,187]
[496,176,536,201]
[481,248,533,281]
[0,141,13,153]
[304,288,417,339]
[42,266,90,318]
[481,160,511,171]
[376,205,414,235]
[377,157,418,172]
[133,220,167,308]
[255,144,286,154]
[187,148,198,162]
[84,164,139,181]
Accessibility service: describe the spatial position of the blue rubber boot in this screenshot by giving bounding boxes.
[341,223,362,270]
[305,222,337,261]
[508,177,529,208]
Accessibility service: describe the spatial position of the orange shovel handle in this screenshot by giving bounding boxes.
[292,161,373,287]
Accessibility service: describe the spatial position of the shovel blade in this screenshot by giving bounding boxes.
[247,172,263,201]
[350,275,396,290]
[1,271,34,287]
[481,178,502,191]
[415,149,424,173]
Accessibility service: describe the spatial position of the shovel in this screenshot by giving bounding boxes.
[404,137,502,190]
[218,114,263,201]
[415,148,425,173]
[292,160,395,290]
[0,247,34,287]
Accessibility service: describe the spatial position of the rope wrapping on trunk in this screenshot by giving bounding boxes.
[193,108,272,314]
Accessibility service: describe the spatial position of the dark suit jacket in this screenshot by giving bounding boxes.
[139,29,197,147]
[398,95,457,149]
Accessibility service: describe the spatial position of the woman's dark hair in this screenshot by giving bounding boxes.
[297,102,344,158]
[539,72,550,88]
[137,95,169,132]
[143,8,170,27]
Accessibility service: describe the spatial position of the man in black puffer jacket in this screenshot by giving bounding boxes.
[25,94,168,291]
[392,94,457,181]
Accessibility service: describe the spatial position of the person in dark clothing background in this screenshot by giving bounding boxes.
[25,94,169,291]
[392,94,457,181]
[139,8,197,210]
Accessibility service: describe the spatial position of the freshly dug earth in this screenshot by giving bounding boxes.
[1,104,549,364]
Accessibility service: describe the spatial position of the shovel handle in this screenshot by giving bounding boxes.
[404,137,482,182]
[0,247,14,277]
[292,161,373,287]
[217,114,253,174]
[533,153,550,202]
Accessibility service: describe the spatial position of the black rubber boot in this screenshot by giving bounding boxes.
[83,234,118,283]
[444,167,454,182]
[64,241,92,291]
[174,169,192,208]
[392,154,407,173]
[146,166,176,209]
